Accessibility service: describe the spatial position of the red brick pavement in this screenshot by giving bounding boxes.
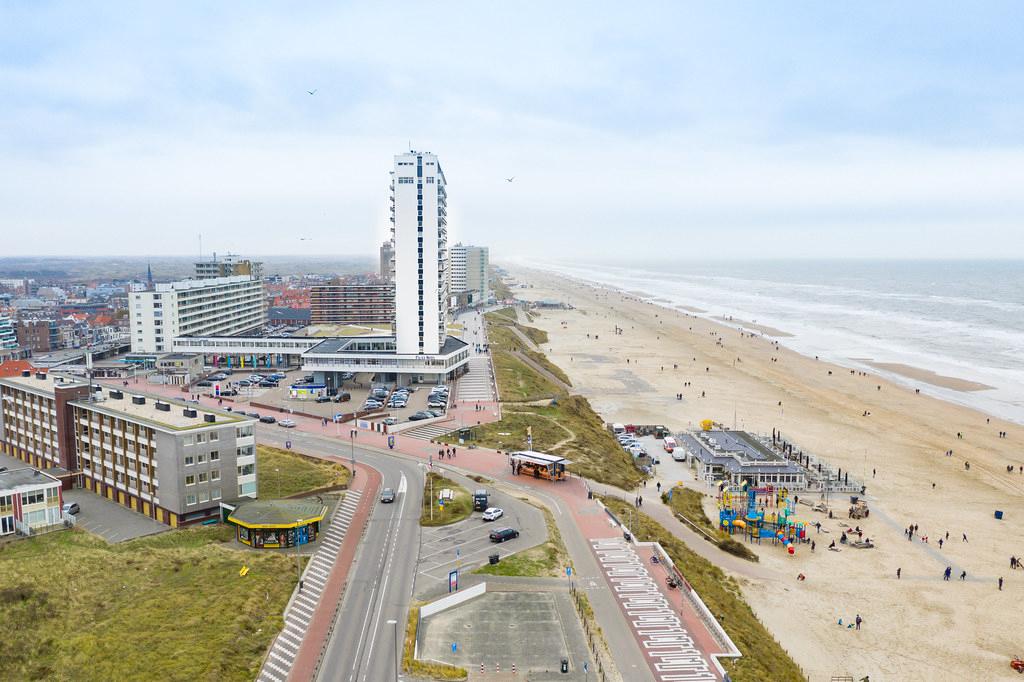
[288,460,380,682]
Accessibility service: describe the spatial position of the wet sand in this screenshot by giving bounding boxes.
[853,359,995,392]
[507,265,1024,682]
[713,315,795,338]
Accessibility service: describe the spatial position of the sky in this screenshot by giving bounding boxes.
[3,2,1024,260]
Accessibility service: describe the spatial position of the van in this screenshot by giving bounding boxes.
[473,489,489,511]
[663,437,677,453]
[611,423,626,435]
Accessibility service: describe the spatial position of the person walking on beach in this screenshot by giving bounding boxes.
[960,570,967,581]
[944,566,952,581]
[999,576,1004,591]
[897,567,901,580]
[962,532,968,543]
[855,614,862,631]
[1012,556,1018,570]
[938,538,944,549]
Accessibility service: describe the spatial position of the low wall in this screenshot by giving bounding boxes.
[387,414,453,435]
[420,581,487,619]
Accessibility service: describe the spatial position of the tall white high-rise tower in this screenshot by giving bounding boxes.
[391,150,449,355]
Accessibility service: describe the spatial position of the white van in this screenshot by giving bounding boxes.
[662,436,677,453]
[611,423,626,435]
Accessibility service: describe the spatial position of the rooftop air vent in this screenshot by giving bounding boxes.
[132,396,146,405]
[183,408,197,418]
[155,402,170,412]
[204,414,216,423]
[35,372,46,380]
[21,370,30,378]
[109,390,123,400]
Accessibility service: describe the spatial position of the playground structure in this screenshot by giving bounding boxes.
[717,480,806,555]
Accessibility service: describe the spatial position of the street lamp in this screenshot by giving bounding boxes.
[295,518,303,591]
[386,618,399,681]
[349,428,357,468]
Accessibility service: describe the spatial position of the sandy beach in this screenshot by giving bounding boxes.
[852,359,996,392]
[506,266,1024,682]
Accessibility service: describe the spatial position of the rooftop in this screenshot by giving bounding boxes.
[306,334,468,357]
[0,374,249,431]
[228,499,328,528]
[509,450,572,465]
[681,430,806,475]
[0,467,61,490]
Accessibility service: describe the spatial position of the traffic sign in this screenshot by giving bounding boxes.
[566,566,572,577]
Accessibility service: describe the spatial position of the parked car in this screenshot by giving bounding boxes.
[302,375,314,383]
[196,380,212,387]
[259,415,277,424]
[380,488,396,503]
[237,380,252,387]
[246,412,261,419]
[408,411,433,421]
[382,417,398,426]
[427,401,447,409]
[259,381,278,388]
[62,502,80,516]
[219,389,238,397]
[489,527,519,543]
[427,409,444,417]
[278,419,296,428]
[333,392,351,402]
[315,395,332,404]
[482,507,504,521]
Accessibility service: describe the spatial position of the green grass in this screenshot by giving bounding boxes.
[421,473,473,526]
[403,604,467,679]
[490,272,513,301]
[523,347,572,386]
[475,501,570,577]
[257,445,350,498]
[444,395,643,490]
[664,487,759,562]
[599,497,804,682]
[492,349,564,402]
[0,526,297,681]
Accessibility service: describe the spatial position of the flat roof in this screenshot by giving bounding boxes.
[228,499,329,528]
[0,467,61,490]
[681,431,805,475]
[510,450,571,465]
[0,375,250,431]
[306,334,468,356]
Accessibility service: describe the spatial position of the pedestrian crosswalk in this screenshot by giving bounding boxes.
[402,423,455,441]
[456,355,496,402]
[257,489,363,682]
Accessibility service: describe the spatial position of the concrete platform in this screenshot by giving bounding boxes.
[419,590,595,680]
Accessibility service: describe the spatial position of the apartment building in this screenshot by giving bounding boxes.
[17,319,59,353]
[0,371,258,527]
[129,275,266,353]
[449,243,489,305]
[195,253,264,281]
[0,314,17,350]
[379,240,395,282]
[310,283,395,326]
[392,150,449,354]
[0,467,64,536]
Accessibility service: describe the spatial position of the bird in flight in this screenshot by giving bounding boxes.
[307,89,317,95]
[299,237,312,241]
[505,177,515,183]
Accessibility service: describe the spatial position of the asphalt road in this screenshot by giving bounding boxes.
[256,426,424,682]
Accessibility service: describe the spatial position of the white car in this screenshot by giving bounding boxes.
[482,507,504,521]
[278,419,296,428]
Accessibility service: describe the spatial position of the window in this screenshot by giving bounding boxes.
[425,177,434,183]
[209,432,219,442]
[184,455,194,466]
[21,490,44,505]
[210,450,219,461]
[398,176,414,184]
[198,472,208,483]
[196,433,205,444]
[198,491,209,503]
[212,487,222,501]
[186,494,197,506]
[183,435,194,446]
[211,469,220,481]
[197,454,206,465]
[185,475,196,486]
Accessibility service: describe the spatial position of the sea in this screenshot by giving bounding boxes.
[533,259,1024,424]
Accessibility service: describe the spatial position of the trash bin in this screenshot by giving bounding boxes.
[561,658,569,673]
[623,530,632,542]
[489,553,500,565]
[995,510,1004,520]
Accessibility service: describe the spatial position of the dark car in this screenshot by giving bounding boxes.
[237,379,252,387]
[380,488,396,503]
[259,381,278,388]
[315,395,332,404]
[259,416,277,424]
[196,380,212,387]
[489,528,520,543]
[219,389,238,397]
[408,411,433,421]
[427,409,444,418]
[333,392,351,403]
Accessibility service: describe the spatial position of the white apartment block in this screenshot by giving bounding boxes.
[129,275,266,353]
[449,243,489,304]
[392,151,449,355]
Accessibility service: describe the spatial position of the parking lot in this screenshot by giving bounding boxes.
[415,482,545,597]
[419,590,596,679]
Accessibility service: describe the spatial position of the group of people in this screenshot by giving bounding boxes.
[437,447,457,459]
